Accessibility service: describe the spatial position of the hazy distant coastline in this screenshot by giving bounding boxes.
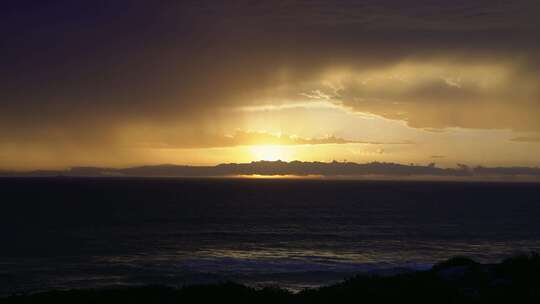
[2,160,540,181]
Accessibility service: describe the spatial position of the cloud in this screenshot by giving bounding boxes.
[132,131,414,149]
[0,1,539,168]
[510,137,540,143]
[296,61,540,131]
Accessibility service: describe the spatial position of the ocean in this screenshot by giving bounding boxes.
[1,178,540,295]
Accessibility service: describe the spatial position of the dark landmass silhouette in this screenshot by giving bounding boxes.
[2,253,540,303]
[0,160,540,178]
[2,161,540,180]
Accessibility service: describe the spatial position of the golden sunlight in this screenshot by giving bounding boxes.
[249,145,291,161]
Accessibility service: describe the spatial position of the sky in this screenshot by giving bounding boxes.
[1,0,540,170]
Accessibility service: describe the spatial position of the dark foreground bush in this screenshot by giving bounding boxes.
[3,253,540,304]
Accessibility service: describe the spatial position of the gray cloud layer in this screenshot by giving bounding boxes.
[510,137,540,143]
[131,131,414,149]
[1,1,539,150]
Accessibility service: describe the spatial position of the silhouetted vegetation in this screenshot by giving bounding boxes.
[3,254,540,303]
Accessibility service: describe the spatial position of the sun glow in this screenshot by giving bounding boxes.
[249,145,291,161]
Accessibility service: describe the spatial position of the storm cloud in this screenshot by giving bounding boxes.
[1,1,539,167]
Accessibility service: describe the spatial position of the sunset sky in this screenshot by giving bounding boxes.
[1,1,540,170]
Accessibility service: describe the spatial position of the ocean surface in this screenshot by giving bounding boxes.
[1,178,540,295]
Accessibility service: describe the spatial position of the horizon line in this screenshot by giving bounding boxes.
[3,159,540,173]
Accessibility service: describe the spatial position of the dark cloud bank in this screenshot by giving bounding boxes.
[137,131,413,149]
[1,0,540,152]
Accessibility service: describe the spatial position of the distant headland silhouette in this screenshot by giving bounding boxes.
[2,160,540,180]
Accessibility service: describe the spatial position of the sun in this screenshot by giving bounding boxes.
[249,145,290,161]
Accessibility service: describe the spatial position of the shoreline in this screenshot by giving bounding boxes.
[3,253,539,303]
